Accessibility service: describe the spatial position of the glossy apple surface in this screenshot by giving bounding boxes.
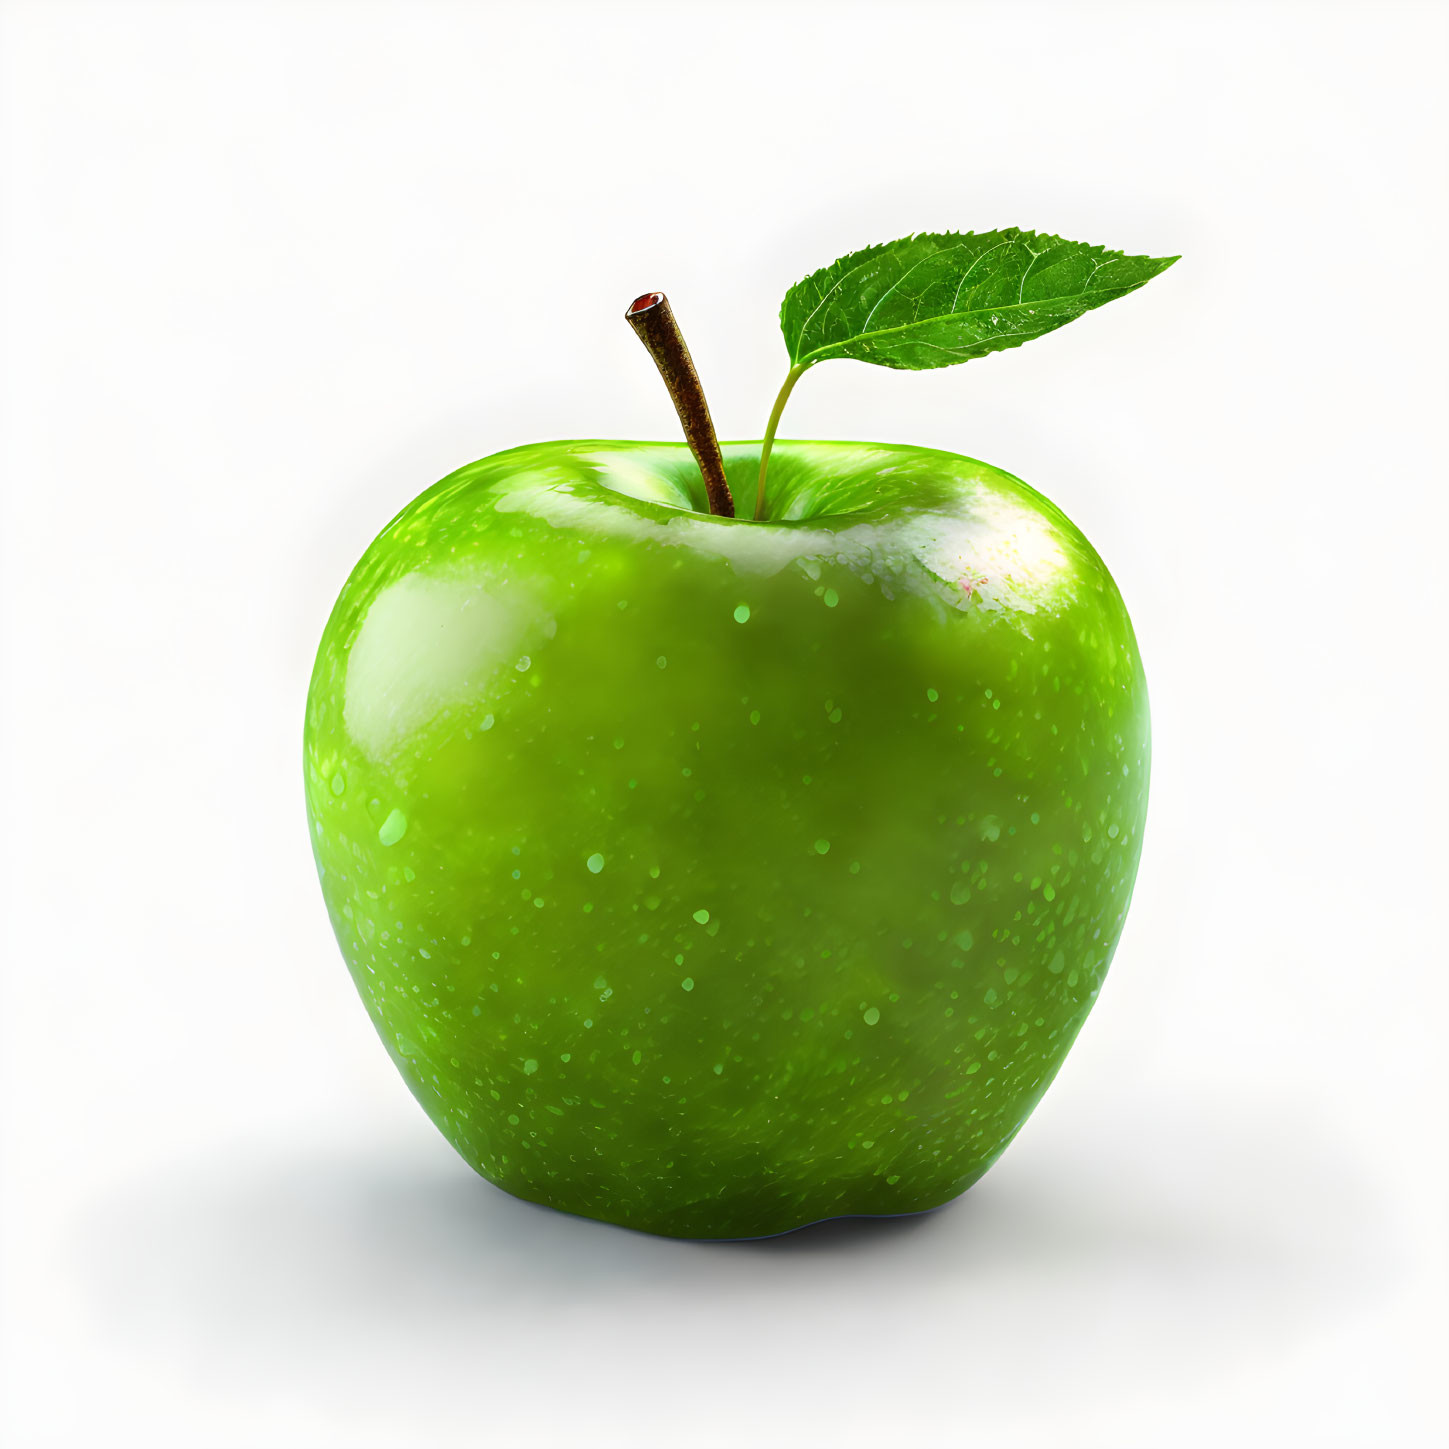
[303,440,1149,1238]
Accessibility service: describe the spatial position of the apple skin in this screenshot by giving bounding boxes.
[304,439,1149,1239]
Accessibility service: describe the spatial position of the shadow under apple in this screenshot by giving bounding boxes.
[72,1093,1389,1434]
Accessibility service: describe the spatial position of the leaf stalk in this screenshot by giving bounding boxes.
[753,364,806,521]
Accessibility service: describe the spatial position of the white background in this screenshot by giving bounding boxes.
[2,1,1445,1444]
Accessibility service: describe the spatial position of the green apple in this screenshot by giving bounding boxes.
[305,228,1174,1237]
[303,436,1149,1238]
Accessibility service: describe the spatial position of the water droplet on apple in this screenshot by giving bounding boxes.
[377,808,407,846]
[680,977,695,992]
[814,839,830,855]
[863,1006,881,1026]
[586,853,605,874]
[692,909,710,925]
[330,771,346,796]
[823,588,839,608]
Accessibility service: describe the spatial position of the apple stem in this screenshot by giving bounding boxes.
[625,292,735,518]
[752,364,806,520]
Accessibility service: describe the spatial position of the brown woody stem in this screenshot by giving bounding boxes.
[625,292,735,518]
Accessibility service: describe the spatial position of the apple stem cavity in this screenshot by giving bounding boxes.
[625,292,735,518]
[753,363,806,521]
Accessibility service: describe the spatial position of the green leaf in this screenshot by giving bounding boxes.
[779,228,1178,371]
